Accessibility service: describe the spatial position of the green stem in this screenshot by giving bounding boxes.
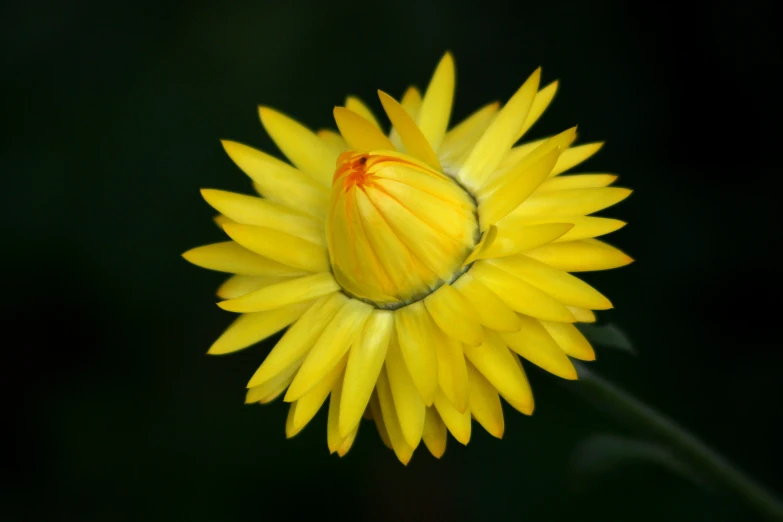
[571,363,783,521]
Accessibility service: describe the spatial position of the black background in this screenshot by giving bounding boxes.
[4,0,781,520]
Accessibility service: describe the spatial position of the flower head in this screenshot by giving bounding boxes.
[183,53,632,464]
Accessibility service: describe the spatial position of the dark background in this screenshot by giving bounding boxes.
[4,0,781,520]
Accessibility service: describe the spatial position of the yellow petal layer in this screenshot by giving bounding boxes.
[463,330,533,414]
[378,90,441,170]
[470,261,575,322]
[459,68,541,191]
[540,321,596,361]
[220,140,328,218]
[434,389,471,445]
[524,239,634,272]
[385,336,425,449]
[452,272,521,332]
[376,368,414,465]
[208,301,312,355]
[285,298,373,401]
[222,223,330,273]
[339,310,393,436]
[345,96,382,129]
[394,302,440,405]
[216,275,290,300]
[247,293,346,387]
[509,187,632,220]
[201,189,324,245]
[477,223,574,259]
[333,107,395,152]
[439,102,499,170]
[550,142,604,176]
[286,355,347,438]
[246,361,299,404]
[218,273,339,313]
[435,334,469,413]
[490,255,613,310]
[516,81,558,140]
[422,406,447,458]
[258,107,337,188]
[418,52,455,152]
[537,173,618,192]
[182,242,302,277]
[501,315,577,380]
[424,284,484,346]
[466,360,504,438]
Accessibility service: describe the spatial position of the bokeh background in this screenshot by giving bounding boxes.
[4,0,781,520]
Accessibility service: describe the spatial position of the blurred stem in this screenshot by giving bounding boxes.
[571,364,783,522]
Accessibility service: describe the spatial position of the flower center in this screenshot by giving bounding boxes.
[326,151,480,309]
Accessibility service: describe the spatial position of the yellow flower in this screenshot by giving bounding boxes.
[183,53,633,464]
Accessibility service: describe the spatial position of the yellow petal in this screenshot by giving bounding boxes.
[461,225,497,267]
[480,127,576,197]
[540,321,596,361]
[389,86,422,151]
[501,315,577,380]
[434,388,471,445]
[422,406,447,458]
[369,392,393,450]
[258,107,337,188]
[477,223,574,259]
[470,261,576,322]
[569,306,597,323]
[424,284,484,346]
[439,102,499,170]
[336,425,359,457]
[327,366,345,453]
[218,273,339,313]
[477,147,560,228]
[201,189,324,245]
[385,336,426,449]
[490,255,613,310]
[376,368,414,465]
[317,129,349,153]
[208,301,312,355]
[550,142,603,176]
[502,214,626,242]
[286,354,347,438]
[222,223,330,273]
[333,107,396,152]
[345,96,382,129]
[247,293,346,387]
[220,140,328,218]
[537,173,618,192]
[182,241,303,277]
[394,302,440,406]
[339,310,393,436]
[466,360,504,438]
[516,81,558,140]
[508,187,632,220]
[524,238,634,272]
[458,68,541,191]
[216,275,290,300]
[452,272,521,332]
[246,361,299,404]
[418,52,455,152]
[378,90,442,170]
[213,214,233,228]
[463,330,534,415]
[285,299,373,401]
[435,333,469,413]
